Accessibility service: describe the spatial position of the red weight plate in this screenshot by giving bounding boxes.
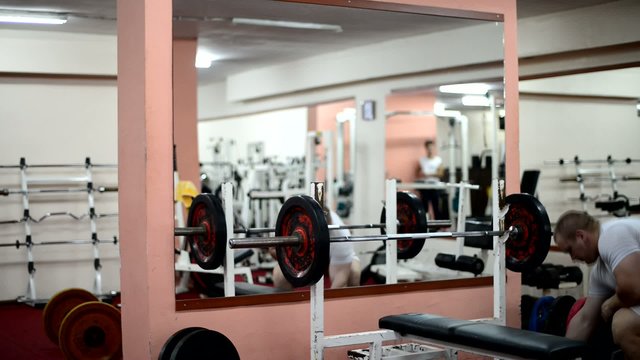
[275,195,330,288]
[43,288,99,345]
[504,193,552,272]
[58,301,122,360]
[187,194,227,270]
[380,191,428,259]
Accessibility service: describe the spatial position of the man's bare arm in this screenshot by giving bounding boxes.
[566,296,606,341]
[613,252,640,307]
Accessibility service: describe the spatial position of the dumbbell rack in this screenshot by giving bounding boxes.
[0,158,118,305]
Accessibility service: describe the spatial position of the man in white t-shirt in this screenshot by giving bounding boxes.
[417,139,445,219]
[554,210,640,358]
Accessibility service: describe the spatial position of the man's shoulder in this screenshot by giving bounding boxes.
[602,219,640,237]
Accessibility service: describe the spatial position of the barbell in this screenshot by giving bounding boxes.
[174,191,452,270]
[178,191,552,288]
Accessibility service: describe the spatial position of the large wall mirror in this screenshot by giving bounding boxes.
[173,0,506,309]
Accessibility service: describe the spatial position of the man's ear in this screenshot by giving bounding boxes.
[575,229,586,243]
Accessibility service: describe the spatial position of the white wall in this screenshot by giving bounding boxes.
[0,29,116,75]
[0,78,119,301]
[197,107,308,163]
[519,93,640,223]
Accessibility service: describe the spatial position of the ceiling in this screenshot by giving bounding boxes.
[0,0,621,83]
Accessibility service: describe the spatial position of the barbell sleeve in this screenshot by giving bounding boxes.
[174,226,207,236]
[229,235,301,248]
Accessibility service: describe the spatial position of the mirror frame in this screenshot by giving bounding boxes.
[176,0,504,311]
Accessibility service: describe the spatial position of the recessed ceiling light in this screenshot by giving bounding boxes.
[0,10,67,25]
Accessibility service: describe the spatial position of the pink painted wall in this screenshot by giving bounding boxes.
[173,39,201,188]
[385,93,437,182]
[118,0,520,359]
[308,99,355,185]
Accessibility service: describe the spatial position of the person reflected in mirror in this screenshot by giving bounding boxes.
[554,210,640,359]
[416,139,445,219]
[271,207,361,290]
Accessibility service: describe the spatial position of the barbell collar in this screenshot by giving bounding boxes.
[229,235,301,249]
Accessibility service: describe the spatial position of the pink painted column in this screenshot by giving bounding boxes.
[173,39,201,187]
[501,0,523,328]
[117,0,174,358]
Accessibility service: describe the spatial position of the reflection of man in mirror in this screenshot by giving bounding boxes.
[417,139,445,219]
[272,208,361,289]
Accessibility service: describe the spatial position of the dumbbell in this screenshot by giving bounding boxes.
[42,288,122,360]
[522,264,583,289]
[434,253,485,276]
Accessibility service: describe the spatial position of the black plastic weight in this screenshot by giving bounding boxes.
[169,328,240,360]
[159,327,206,360]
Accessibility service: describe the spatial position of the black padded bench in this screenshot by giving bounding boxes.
[379,313,587,360]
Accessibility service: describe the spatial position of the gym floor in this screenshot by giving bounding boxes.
[0,302,64,360]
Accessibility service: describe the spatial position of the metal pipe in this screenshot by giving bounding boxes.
[0,163,117,169]
[229,235,301,248]
[0,238,119,248]
[232,220,454,235]
[227,227,516,248]
[174,226,207,236]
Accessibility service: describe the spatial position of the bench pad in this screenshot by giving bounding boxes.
[379,313,587,360]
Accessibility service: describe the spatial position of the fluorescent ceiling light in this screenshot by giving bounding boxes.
[232,17,342,32]
[0,10,67,25]
[439,83,490,95]
[434,102,461,118]
[461,95,490,107]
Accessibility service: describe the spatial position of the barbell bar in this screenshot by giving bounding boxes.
[179,191,434,272]
[229,228,516,247]
[0,236,119,249]
[232,220,451,235]
[182,191,552,287]
[176,189,445,270]
[0,186,118,196]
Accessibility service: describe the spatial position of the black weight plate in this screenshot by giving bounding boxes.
[380,191,428,259]
[275,195,330,288]
[170,328,240,360]
[187,194,227,270]
[504,193,552,273]
[543,295,576,336]
[159,327,206,360]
